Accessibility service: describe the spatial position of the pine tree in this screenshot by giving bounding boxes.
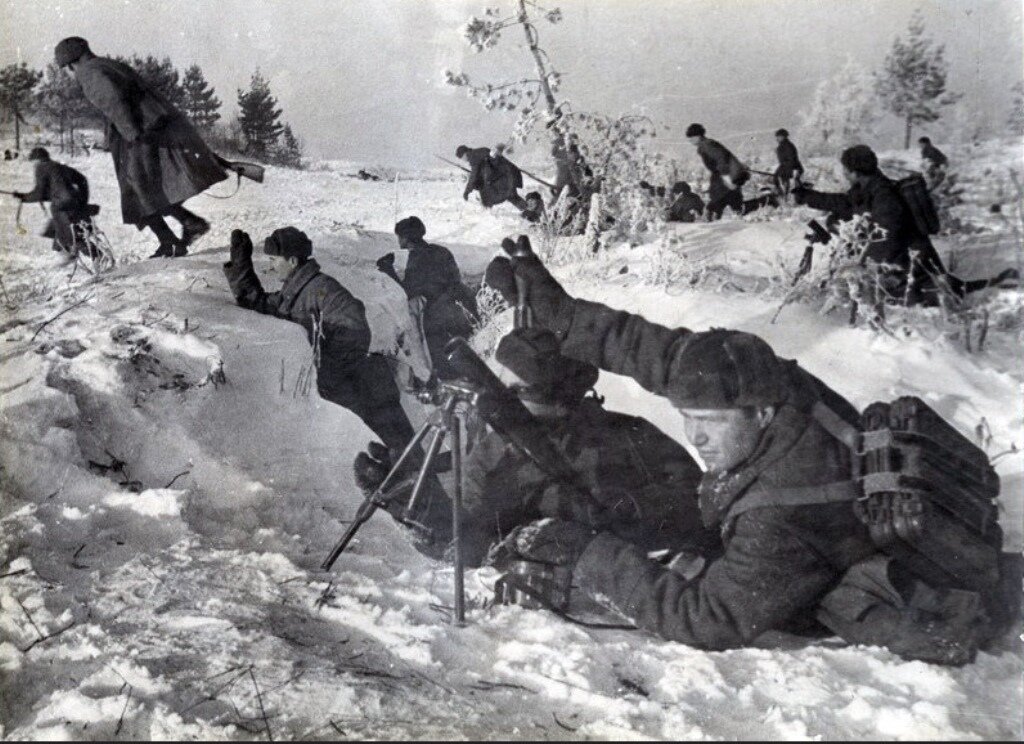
[875,10,961,148]
[799,57,879,153]
[272,123,303,168]
[117,55,185,108]
[181,64,221,130]
[0,62,43,150]
[237,69,283,159]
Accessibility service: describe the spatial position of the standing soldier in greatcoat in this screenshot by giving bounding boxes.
[55,37,253,258]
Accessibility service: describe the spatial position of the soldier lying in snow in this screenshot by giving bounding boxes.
[223,227,417,456]
[483,242,1019,666]
[353,326,718,568]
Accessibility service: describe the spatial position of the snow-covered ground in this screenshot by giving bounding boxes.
[1,141,1022,740]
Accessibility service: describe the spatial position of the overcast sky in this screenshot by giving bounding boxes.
[3,0,1021,167]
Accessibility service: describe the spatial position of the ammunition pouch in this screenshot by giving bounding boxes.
[853,398,1002,594]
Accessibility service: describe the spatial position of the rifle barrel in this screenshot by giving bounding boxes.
[435,155,471,174]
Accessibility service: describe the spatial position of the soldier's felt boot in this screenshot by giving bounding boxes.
[487,235,575,336]
[887,583,986,667]
[179,218,210,249]
[150,242,177,259]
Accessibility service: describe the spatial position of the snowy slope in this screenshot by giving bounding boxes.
[0,145,1021,740]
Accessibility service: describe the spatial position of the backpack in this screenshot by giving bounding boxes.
[813,396,1003,596]
[897,172,941,236]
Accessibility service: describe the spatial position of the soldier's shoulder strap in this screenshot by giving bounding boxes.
[723,402,862,524]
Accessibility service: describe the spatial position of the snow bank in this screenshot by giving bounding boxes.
[0,142,1020,740]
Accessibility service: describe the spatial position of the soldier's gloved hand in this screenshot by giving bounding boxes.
[510,518,596,567]
[10,192,25,201]
[353,441,393,494]
[535,483,614,531]
[791,185,810,205]
[376,252,396,273]
[229,229,254,265]
[491,234,575,336]
[483,256,517,306]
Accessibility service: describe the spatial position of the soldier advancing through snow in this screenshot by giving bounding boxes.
[794,145,1017,305]
[918,136,948,190]
[456,144,528,210]
[223,227,417,456]
[9,147,99,262]
[55,37,246,259]
[686,123,750,219]
[376,216,479,381]
[483,245,1017,665]
[353,326,715,568]
[773,128,804,196]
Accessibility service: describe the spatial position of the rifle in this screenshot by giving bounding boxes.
[435,154,557,191]
[792,219,832,285]
[435,155,471,174]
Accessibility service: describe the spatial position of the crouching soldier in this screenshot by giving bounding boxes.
[352,326,716,567]
[794,145,1017,306]
[456,144,528,210]
[377,216,479,380]
[484,244,1016,665]
[11,147,98,261]
[224,227,417,455]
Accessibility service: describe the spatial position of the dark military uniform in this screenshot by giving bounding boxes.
[774,137,804,191]
[460,396,712,566]
[224,256,415,453]
[801,174,947,304]
[667,191,705,223]
[696,138,749,219]
[464,148,527,209]
[506,280,992,664]
[401,242,478,377]
[73,55,226,228]
[18,158,95,256]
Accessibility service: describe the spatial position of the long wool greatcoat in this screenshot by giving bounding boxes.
[74,56,227,226]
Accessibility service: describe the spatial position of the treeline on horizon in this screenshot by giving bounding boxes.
[0,54,304,168]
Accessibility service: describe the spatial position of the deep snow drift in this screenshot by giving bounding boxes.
[0,143,1022,740]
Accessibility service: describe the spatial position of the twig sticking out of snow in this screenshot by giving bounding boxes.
[114,683,133,737]
[248,666,274,741]
[31,292,94,341]
[13,595,44,639]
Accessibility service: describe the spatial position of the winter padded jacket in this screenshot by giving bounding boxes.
[459,396,713,566]
[224,257,372,396]
[697,138,749,200]
[556,299,878,649]
[801,173,943,271]
[20,160,90,213]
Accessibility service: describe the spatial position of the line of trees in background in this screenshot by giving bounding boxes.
[800,9,1019,154]
[0,55,304,168]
